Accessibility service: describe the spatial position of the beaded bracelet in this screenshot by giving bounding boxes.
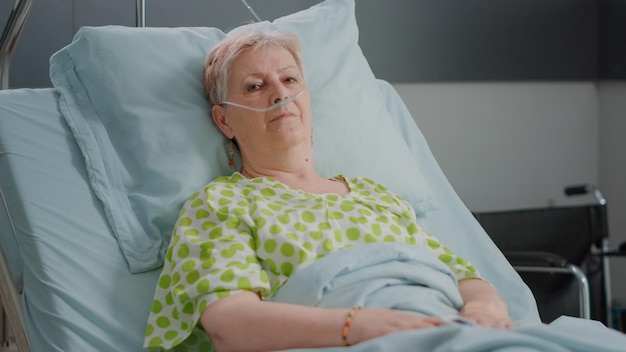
[342,306,363,346]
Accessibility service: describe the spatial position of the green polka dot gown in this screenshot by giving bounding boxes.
[144,173,481,351]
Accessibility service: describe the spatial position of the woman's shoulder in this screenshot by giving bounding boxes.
[182,172,248,202]
[342,175,411,207]
[208,172,247,187]
[341,175,393,193]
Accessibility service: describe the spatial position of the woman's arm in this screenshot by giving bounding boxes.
[200,291,443,352]
[458,278,513,328]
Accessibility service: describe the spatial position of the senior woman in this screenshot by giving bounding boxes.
[144,30,512,352]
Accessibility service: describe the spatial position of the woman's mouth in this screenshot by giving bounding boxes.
[270,111,297,122]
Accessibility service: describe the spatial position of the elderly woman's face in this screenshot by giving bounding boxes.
[213,45,312,155]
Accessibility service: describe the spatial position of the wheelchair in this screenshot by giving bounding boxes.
[474,185,626,328]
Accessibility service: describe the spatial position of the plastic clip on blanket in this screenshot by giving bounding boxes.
[220,89,305,112]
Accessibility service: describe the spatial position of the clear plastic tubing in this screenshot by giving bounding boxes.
[221,89,305,112]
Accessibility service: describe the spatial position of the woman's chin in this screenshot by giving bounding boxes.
[269,130,311,148]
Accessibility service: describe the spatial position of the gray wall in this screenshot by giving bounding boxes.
[357,0,598,82]
[599,0,626,79]
[2,0,619,88]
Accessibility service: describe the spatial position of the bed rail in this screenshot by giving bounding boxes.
[134,0,260,27]
[3,0,258,88]
[135,0,145,27]
[0,0,34,90]
[0,188,29,351]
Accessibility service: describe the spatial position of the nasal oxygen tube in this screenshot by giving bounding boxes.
[240,0,262,22]
[220,89,305,112]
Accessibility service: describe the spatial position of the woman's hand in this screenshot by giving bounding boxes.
[460,301,513,328]
[201,292,442,351]
[347,309,443,345]
[458,278,514,329]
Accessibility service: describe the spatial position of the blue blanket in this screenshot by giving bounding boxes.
[272,243,625,352]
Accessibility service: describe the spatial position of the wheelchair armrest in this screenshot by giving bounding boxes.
[503,251,569,267]
[504,250,591,320]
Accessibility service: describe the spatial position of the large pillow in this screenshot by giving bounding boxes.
[49,0,435,273]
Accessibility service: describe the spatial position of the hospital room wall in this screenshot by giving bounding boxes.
[2,0,625,304]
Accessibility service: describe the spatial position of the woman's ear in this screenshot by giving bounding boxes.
[212,104,234,139]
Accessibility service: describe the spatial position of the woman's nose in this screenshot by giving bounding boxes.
[272,89,290,104]
[270,79,291,100]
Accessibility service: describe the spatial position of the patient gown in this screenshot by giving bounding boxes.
[144,172,480,351]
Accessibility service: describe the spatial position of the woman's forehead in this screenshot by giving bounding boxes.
[233,46,299,75]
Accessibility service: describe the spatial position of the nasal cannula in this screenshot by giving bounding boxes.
[220,89,305,112]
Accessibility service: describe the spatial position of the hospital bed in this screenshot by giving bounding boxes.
[0,0,624,351]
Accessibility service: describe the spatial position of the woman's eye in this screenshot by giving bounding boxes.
[285,77,298,83]
[247,83,262,91]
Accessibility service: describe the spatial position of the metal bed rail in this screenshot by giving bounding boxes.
[0,187,29,351]
[136,0,145,27]
[0,2,35,349]
[134,0,260,27]
[1,0,256,89]
[0,0,34,90]
[1,0,143,90]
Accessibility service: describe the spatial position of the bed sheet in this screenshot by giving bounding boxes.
[0,89,55,287]
[0,88,158,351]
[276,243,626,352]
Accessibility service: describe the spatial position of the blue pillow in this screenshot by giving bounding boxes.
[49,0,435,273]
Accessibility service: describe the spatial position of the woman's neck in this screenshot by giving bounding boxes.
[240,141,314,178]
[238,146,348,195]
[240,159,319,189]
[240,166,348,196]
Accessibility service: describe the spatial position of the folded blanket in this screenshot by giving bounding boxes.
[272,243,625,352]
